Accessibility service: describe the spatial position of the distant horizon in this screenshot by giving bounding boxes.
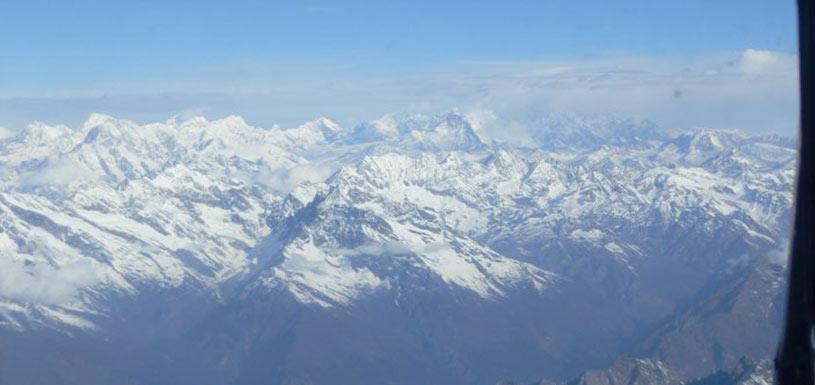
[2,108,799,152]
[0,1,801,135]
[0,3,800,385]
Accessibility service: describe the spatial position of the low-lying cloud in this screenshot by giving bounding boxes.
[334,241,414,257]
[19,158,99,188]
[256,163,336,194]
[0,257,100,305]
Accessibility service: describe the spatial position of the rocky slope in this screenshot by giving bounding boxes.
[0,112,794,385]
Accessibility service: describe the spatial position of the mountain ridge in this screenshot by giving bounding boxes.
[0,111,793,385]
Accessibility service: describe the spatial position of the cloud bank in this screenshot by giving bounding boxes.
[0,49,799,135]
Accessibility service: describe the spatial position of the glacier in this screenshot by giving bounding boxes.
[0,111,794,385]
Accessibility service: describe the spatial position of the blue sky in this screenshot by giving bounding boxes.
[0,0,800,135]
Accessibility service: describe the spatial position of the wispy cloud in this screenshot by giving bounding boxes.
[334,241,413,257]
[0,49,799,135]
[445,49,799,141]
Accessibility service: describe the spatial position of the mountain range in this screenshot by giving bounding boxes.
[0,112,794,385]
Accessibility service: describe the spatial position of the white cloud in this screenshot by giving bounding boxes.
[432,49,799,141]
[730,49,797,75]
[334,241,413,257]
[0,49,800,136]
[19,158,99,187]
[0,257,100,305]
[256,163,336,193]
[462,109,497,133]
[0,127,13,139]
[177,107,209,121]
[768,242,791,267]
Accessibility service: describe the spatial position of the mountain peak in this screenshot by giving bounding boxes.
[83,112,118,129]
[349,115,399,142]
[394,112,485,151]
[22,121,73,143]
[167,114,209,128]
[523,113,665,150]
[215,115,250,128]
[82,113,150,143]
[312,116,341,129]
[306,116,343,139]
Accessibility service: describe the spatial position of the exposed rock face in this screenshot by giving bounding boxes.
[564,358,681,385]
[526,357,772,385]
[0,112,792,385]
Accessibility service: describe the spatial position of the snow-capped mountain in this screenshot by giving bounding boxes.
[521,356,772,385]
[0,112,794,385]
